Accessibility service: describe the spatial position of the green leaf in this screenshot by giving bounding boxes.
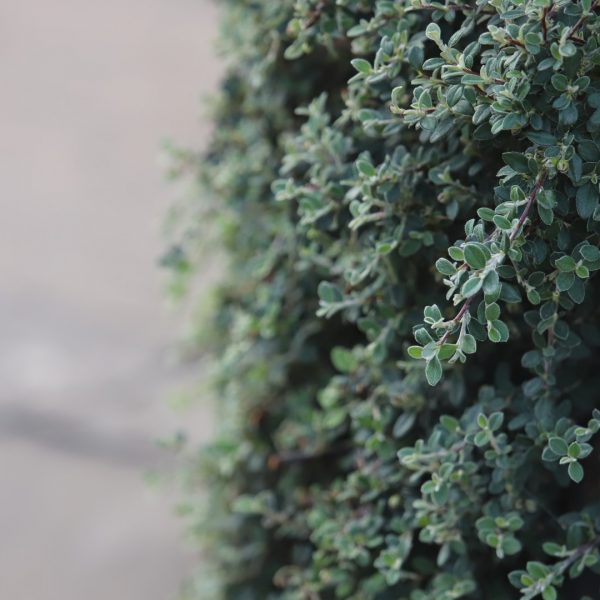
[474,430,489,447]
[538,204,554,226]
[502,152,529,173]
[502,537,522,556]
[555,255,577,272]
[462,73,485,85]
[568,441,581,458]
[462,276,483,298]
[527,131,556,146]
[331,347,357,373]
[407,345,423,359]
[493,215,512,230]
[542,448,559,463]
[425,357,443,386]
[351,58,372,74]
[542,586,557,600]
[461,333,477,354]
[438,343,457,360]
[424,305,442,322]
[488,319,509,342]
[485,303,500,321]
[425,23,441,41]
[488,325,501,343]
[483,270,500,296]
[543,542,565,557]
[500,283,522,303]
[568,461,584,483]
[576,183,598,219]
[507,514,524,531]
[580,245,600,261]
[548,436,568,456]
[568,278,586,303]
[356,159,376,177]
[527,561,550,579]
[448,246,464,261]
[477,207,495,221]
[421,342,438,360]
[440,415,460,432]
[436,258,456,276]
[415,327,433,345]
[556,271,575,292]
[376,242,393,255]
[391,86,404,105]
[318,281,343,303]
[464,243,487,269]
[488,412,504,431]
[551,74,568,91]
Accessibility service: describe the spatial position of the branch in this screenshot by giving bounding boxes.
[407,3,494,13]
[438,177,546,347]
[439,298,473,345]
[509,175,546,242]
[268,442,352,469]
[557,534,600,576]
[304,1,326,29]
[567,0,599,41]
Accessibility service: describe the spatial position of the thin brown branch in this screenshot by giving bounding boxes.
[506,37,526,48]
[408,3,490,12]
[304,1,326,29]
[509,175,546,242]
[541,4,559,42]
[439,298,472,345]
[567,0,599,40]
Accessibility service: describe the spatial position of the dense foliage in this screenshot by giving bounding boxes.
[167,0,600,598]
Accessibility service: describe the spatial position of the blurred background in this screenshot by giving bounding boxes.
[0,1,221,598]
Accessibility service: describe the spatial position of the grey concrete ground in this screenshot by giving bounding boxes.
[0,1,221,599]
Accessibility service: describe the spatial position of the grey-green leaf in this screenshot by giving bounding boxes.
[568,461,584,483]
[425,357,443,386]
[464,244,487,270]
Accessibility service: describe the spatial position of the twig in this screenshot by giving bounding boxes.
[506,37,526,49]
[438,177,545,347]
[268,442,352,469]
[439,298,473,345]
[304,1,326,29]
[408,3,492,12]
[567,0,599,40]
[557,534,600,575]
[509,175,546,242]
[542,4,559,42]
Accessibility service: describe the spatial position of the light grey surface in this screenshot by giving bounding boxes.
[0,1,221,599]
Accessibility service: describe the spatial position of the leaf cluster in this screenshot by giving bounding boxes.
[166,0,600,598]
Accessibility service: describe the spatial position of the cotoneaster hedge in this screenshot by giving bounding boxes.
[166,1,600,598]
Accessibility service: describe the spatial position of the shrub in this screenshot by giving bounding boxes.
[167,0,600,598]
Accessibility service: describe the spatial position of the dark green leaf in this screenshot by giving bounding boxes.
[576,184,598,219]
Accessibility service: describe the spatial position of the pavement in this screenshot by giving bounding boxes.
[0,1,221,599]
